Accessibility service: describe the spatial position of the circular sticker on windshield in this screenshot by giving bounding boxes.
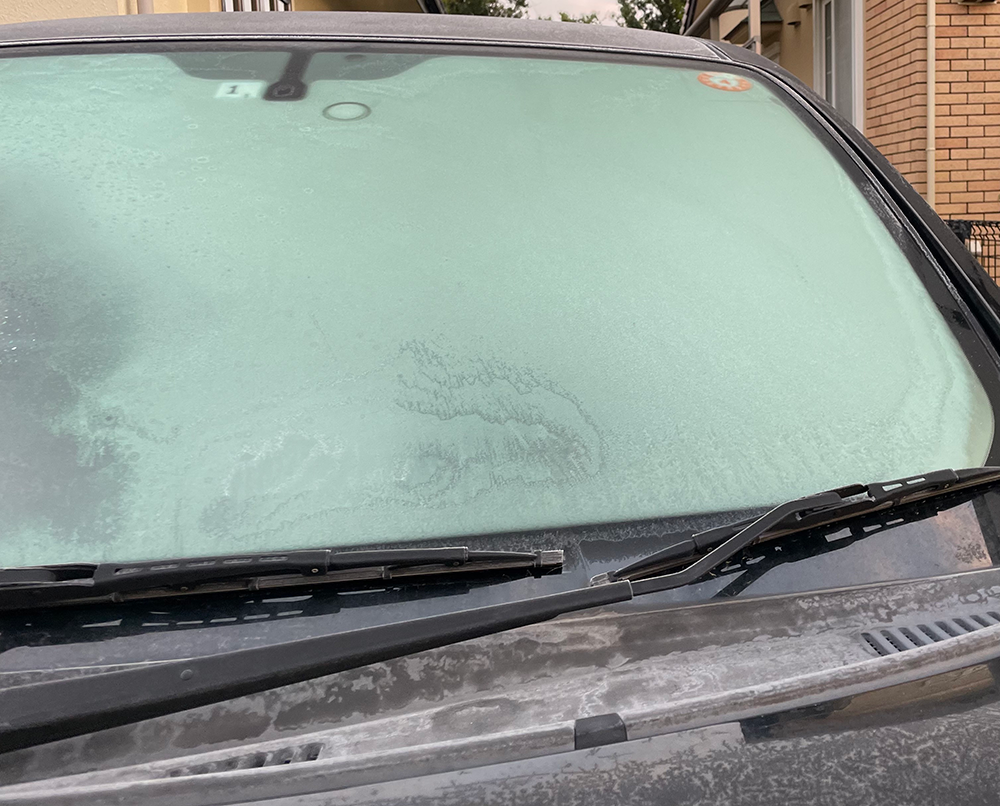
[697,72,753,92]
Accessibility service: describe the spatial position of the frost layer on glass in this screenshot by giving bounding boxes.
[0,52,992,565]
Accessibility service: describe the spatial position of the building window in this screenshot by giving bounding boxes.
[822,0,834,101]
[814,0,863,127]
[221,0,290,9]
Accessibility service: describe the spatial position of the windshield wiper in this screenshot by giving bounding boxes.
[594,466,1000,589]
[2,467,999,753]
[0,547,564,611]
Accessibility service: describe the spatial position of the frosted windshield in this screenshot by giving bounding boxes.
[0,50,993,566]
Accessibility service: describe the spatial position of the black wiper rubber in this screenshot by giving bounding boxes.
[0,582,633,754]
[599,466,1000,586]
[0,547,564,611]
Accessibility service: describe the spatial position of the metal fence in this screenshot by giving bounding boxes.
[946,220,1000,283]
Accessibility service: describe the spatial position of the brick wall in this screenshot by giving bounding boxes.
[932,2,1000,218]
[865,0,1000,220]
[865,0,928,198]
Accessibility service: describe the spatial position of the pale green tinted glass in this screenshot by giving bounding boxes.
[0,51,993,566]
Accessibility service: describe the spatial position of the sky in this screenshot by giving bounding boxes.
[525,0,622,22]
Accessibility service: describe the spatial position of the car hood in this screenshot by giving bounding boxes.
[4,566,1000,803]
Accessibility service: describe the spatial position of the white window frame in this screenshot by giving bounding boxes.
[851,0,864,130]
[812,0,864,129]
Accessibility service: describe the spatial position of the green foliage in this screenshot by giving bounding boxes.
[443,0,528,17]
[443,0,681,33]
[616,0,684,32]
[547,11,602,22]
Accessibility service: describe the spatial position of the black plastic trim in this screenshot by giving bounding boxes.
[574,713,627,750]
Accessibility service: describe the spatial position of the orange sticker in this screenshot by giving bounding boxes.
[697,72,753,92]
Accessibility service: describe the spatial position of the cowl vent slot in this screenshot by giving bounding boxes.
[166,742,324,778]
[860,612,1000,656]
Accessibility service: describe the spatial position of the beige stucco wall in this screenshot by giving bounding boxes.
[0,0,220,24]
[717,8,744,39]
[1,0,122,23]
[153,0,219,11]
[773,0,811,87]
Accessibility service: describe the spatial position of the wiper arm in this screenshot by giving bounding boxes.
[3,467,999,753]
[0,547,564,611]
[596,466,1000,588]
[0,582,635,754]
[0,488,841,753]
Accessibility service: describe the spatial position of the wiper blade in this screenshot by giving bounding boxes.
[3,467,998,754]
[0,484,864,753]
[0,486,845,753]
[0,547,564,611]
[595,466,1000,588]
